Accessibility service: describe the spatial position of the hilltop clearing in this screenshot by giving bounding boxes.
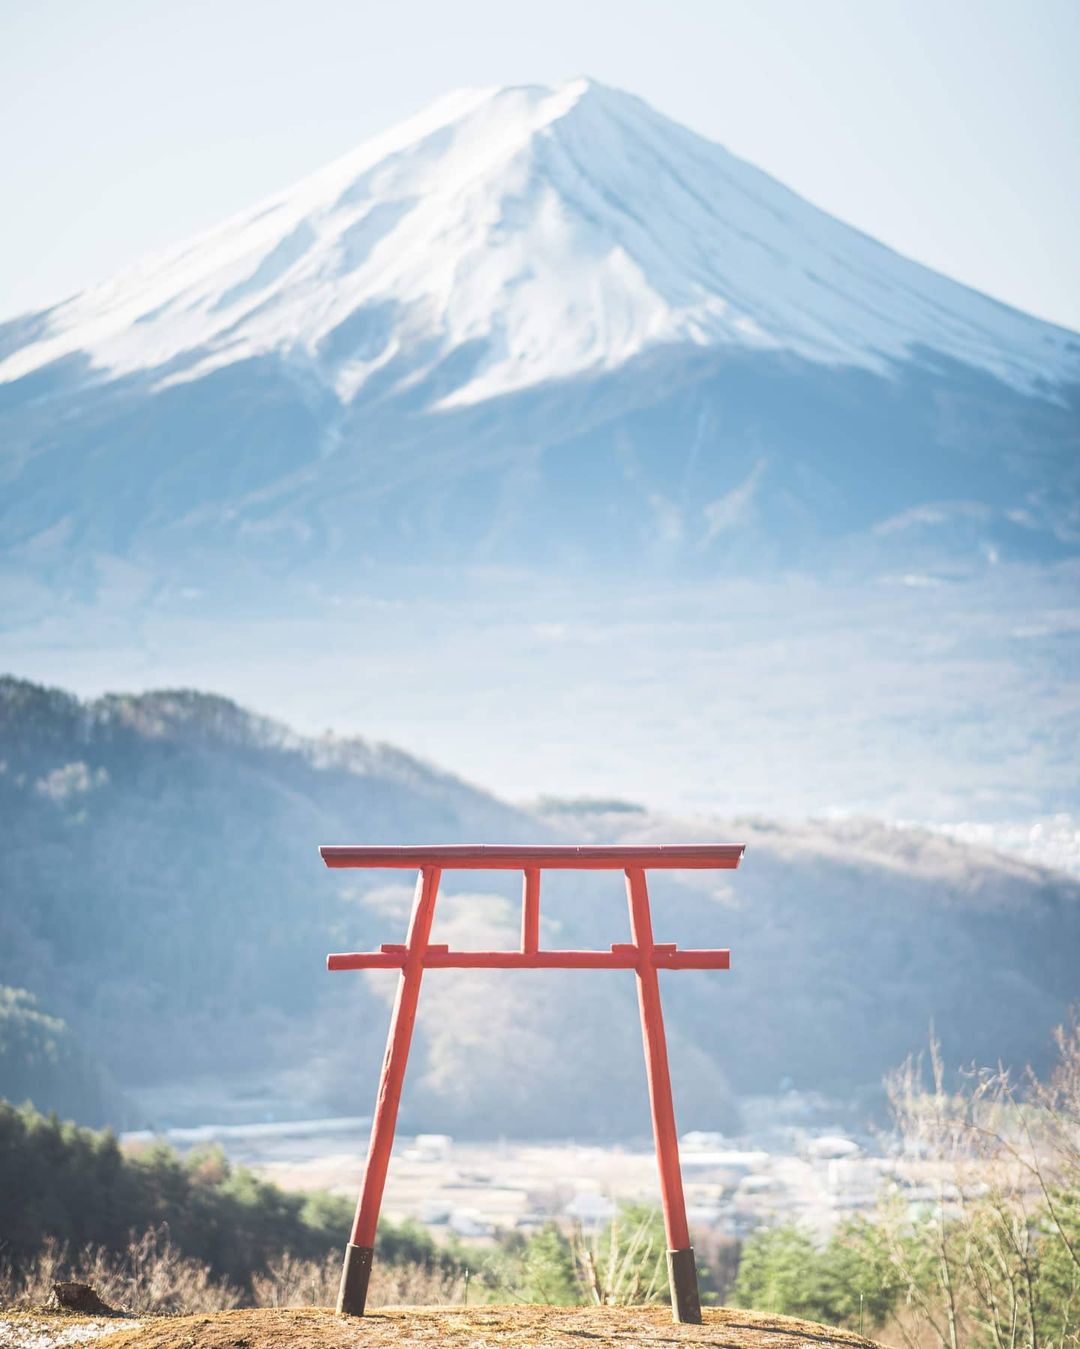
[0,1305,885,1349]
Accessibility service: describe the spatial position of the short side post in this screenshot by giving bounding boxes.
[521,867,540,953]
[625,867,702,1324]
[337,865,441,1316]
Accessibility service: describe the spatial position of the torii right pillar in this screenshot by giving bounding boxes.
[625,864,700,1322]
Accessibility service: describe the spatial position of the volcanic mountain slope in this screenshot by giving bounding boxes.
[1,79,1077,588]
[2,675,1077,1134]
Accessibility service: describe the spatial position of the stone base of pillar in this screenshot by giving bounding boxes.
[335,1243,374,1316]
[666,1246,702,1323]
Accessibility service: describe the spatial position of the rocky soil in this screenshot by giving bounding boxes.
[0,1305,884,1349]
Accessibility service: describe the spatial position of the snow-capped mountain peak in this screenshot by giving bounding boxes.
[2,78,1076,405]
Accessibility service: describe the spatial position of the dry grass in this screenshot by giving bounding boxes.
[249,1252,466,1310]
[0,1236,465,1320]
[7,1304,888,1349]
[0,1233,240,1316]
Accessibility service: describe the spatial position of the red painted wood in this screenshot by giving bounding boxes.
[326,840,739,1321]
[521,867,540,953]
[321,844,744,871]
[328,952,407,970]
[327,947,730,971]
[654,949,731,969]
[348,866,441,1248]
[626,866,692,1252]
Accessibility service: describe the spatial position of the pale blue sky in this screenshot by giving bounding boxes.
[2,0,1078,331]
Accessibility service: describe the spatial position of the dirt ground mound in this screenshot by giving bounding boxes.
[93,1305,883,1349]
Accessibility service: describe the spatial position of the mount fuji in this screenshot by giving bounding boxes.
[2,77,1077,589]
[1,80,1078,823]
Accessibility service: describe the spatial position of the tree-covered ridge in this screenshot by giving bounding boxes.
[0,676,515,804]
[0,1102,441,1291]
[0,674,535,1124]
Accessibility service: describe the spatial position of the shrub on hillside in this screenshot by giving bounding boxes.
[734,1016,1080,1346]
[732,1221,898,1328]
[875,1018,1080,1349]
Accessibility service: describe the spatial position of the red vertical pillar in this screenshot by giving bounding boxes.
[625,867,702,1324]
[337,865,441,1316]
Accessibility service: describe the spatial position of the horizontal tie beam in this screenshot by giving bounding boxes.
[327,946,730,972]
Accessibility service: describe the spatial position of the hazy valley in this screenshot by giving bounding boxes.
[2,674,1076,1142]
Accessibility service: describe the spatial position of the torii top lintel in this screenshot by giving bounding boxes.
[319,843,745,870]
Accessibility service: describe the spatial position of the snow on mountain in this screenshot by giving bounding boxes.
[3,78,1077,407]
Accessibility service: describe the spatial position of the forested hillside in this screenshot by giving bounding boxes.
[0,986,124,1126]
[0,675,533,1123]
[2,675,1078,1135]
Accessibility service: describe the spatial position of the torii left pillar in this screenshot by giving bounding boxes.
[336,864,441,1316]
[320,842,745,1323]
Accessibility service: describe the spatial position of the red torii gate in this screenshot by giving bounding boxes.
[321,842,745,1323]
